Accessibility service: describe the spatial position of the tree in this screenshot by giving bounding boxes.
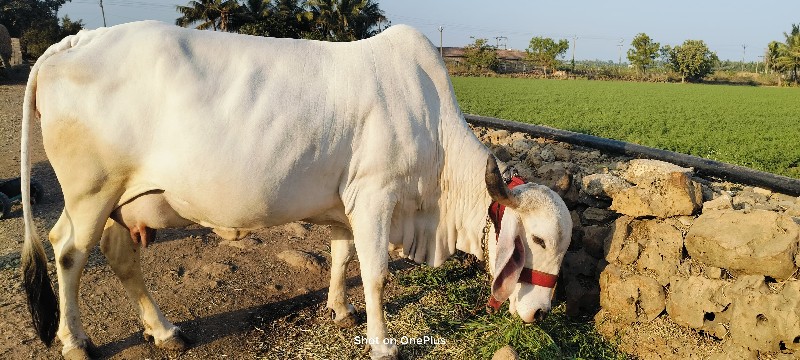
[0,1,82,59]
[20,15,83,59]
[306,0,386,41]
[663,40,719,82]
[627,33,660,74]
[777,24,800,84]
[0,0,68,38]
[463,38,498,72]
[766,40,786,85]
[59,15,83,39]
[525,36,569,76]
[176,0,240,32]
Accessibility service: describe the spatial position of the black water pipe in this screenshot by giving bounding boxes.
[464,114,800,197]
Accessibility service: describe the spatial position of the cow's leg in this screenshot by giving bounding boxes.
[326,226,358,328]
[350,200,398,360]
[99,220,188,351]
[48,201,115,359]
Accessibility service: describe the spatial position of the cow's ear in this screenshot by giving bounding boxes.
[486,155,519,208]
[491,213,525,305]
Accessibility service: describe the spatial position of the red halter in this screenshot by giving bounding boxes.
[486,176,559,311]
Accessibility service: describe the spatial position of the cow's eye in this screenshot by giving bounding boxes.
[532,236,546,249]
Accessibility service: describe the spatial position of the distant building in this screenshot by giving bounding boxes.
[441,47,533,73]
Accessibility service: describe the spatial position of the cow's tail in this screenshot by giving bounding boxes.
[21,35,79,347]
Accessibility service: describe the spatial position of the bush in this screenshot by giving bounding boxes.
[20,16,83,60]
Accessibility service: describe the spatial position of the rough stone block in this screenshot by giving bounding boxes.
[581,173,631,199]
[685,209,799,280]
[610,172,702,218]
[729,279,800,352]
[604,216,639,265]
[634,220,685,285]
[666,276,730,338]
[599,264,665,323]
[621,159,693,185]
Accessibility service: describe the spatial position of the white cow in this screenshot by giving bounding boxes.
[20,21,571,359]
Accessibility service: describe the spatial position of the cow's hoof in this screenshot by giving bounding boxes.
[155,329,193,352]
[63,348,91,360]
[329,304,359,328]
[63,338,98,360]
[365,343,399,360]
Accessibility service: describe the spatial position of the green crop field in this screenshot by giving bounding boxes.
[451,77,800,179]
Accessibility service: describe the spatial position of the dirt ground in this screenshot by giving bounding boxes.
[0,80,393,359]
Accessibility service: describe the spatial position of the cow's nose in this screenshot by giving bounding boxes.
[534,309,548,322]
[518,308,548,323]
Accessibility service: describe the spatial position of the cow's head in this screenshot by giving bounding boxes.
[484,155,572,322]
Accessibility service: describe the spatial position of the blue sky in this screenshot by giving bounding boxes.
[60,0,799,61]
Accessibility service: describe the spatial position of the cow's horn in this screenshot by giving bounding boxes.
[485,155,519,208]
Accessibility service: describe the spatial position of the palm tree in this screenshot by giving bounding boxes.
[779,24,800,84]
[270,0,313,38]
[349,0,386,40]
[176,0,240,32]
[766,41,785,85]
[307,0,386,41]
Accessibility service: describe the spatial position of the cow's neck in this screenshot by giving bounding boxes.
[438,118,493,262]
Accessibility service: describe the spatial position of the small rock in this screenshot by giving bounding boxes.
[577,193,612,209]
[487,130,510,144]
[562,248,598,277]
[539,147,555,162]
[511,139,533,153]
[283,222,309,238]
[702,192,733,212]
[705,266,723,279]
[701,184,716,202]
[582,207,617,223]
[536,162,572,195]
[277,250,328,273]
[524,151,543,168]
[732,190,769,210]
[752,187,772,197]
[492,145,513,162]
[491,345,519,360]
[581,225,609,259]
[552,145,572,162]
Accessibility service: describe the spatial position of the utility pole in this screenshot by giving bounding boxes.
[438,26,444,58]
[618,38,624,66]
[494,36,507,50]
[99,0,107,27]
[571,36,577,71]
[742,44,747,72]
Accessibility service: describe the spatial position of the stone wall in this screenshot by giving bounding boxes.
[471,125,800,359]
[0,24,10,70]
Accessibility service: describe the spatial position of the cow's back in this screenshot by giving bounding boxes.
[35,22,458,230]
